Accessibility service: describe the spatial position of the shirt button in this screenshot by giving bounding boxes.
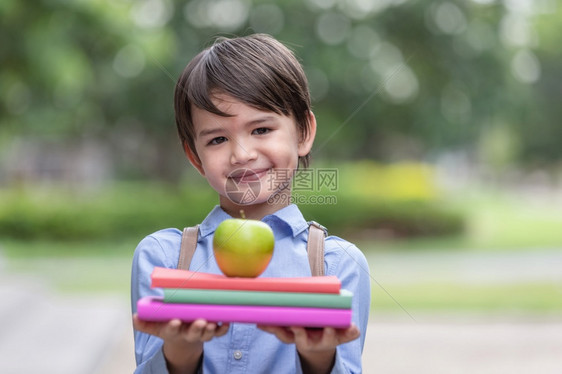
[233,350,243,360]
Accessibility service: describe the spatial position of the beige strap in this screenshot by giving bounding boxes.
[307,221,327,276]
[177,225,200,270]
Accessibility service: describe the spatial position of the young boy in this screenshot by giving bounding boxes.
[131,34,371,374]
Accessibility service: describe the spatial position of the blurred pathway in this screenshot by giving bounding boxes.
[363,313,562,373]
[362,247,562,373]
[1,248,561,373]
[0,272,134,373]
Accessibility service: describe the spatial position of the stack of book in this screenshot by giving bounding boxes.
[137,267,353,328]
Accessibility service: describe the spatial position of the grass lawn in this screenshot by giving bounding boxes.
[1,239,137,297]
[371,282,562,314]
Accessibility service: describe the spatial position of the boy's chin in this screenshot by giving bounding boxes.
[221,189,283,207]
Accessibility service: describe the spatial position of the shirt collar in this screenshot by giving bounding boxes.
[198,205,232,237]
[198,204,309,238]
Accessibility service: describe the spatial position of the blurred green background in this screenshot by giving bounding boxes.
[1,0,562,316]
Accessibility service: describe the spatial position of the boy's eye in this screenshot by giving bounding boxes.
[209,136,227,145]
[252,127,270,135]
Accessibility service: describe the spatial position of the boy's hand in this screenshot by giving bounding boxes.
[133,314,230,373]
[257,323,360,374]
[133,314,230,343]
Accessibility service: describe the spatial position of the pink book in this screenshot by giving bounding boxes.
[151,267,341,294]
[137,296,352,328]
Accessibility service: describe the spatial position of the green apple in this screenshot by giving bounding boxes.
[213,218,274,278]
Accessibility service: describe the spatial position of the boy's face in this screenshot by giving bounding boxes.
[186,93,315,215]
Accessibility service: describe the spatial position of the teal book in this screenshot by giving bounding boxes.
[163,288,353,309]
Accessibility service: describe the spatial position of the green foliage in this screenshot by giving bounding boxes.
[357,186,562,252]
[0,183,215,241]
[0,169,464,241]
[299,161,463,237]
[301,197,463,239]
[337,160,437,201]
[1,0,561,181]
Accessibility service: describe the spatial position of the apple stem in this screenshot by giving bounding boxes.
[239,210,246,219]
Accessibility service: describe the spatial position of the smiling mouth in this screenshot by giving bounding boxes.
[228,168,270,184]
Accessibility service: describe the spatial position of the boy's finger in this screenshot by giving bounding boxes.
[200,322,219,342]
[303,327,324,343]
[321,327,336,345]
[161,319,182,338]
[340,324,360,343]
[290,327,309,347]
[184,319,206,341]
[132,314,147,332]
[133,314,163,336]
[215,323,230,337]
[258,325,295,344]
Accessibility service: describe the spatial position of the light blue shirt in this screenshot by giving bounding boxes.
[131,204,371,373]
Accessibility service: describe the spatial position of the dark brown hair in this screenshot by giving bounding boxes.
[174,34,312,168]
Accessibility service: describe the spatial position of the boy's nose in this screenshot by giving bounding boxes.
[230,140,257,165]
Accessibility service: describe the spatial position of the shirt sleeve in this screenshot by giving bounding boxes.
[326,238,372,374]
[131,233,176,374]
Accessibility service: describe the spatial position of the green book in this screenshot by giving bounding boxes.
[163,288,353,309]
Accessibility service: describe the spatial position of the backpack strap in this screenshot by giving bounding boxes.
[177,225,200,270]
[307,221,327,276]
[177,222,327,275]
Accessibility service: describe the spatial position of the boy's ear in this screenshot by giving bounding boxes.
[183,141,205,176]
[298,111,317,157]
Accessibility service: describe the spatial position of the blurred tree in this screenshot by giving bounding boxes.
[0,0,185,180]
[521,3,562,165]
[0,0,560,182]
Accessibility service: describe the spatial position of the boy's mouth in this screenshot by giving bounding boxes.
[228,168,270,184]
